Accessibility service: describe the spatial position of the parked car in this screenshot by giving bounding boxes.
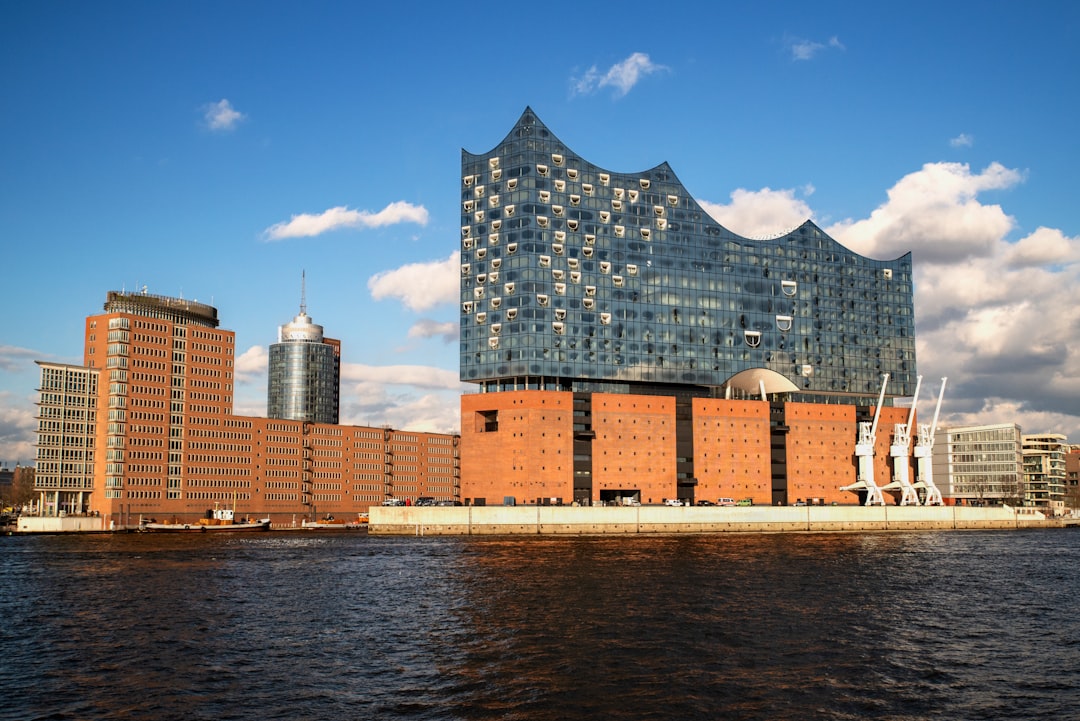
[736,498,754,507]
[793,500,807,507]
[717,498,736,506]
[436,500,462,506]
[382,498,406,506]
[415,497,437,507]
[663,498,684,507]
[696,499,714,506]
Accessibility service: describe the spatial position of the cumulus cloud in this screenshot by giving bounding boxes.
[1004,226,1078,269]
[340,362,461,391]
[0,392,37,464]
[408,319,458,343]
[368,251,460,312]
[340,383,462,435]
[234,345,268,385]
[263,201,429,241]
[950,133,974,148]
[825,161,1024,262]
[700,187,815,238]
[572,52,668,97]
[788,35,845,61]
[811,162,1080,437]
[203,99,245,131]
[694,160,1079,437]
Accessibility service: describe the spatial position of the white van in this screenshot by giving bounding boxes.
[663,498,683,507]
[717,498,736,506]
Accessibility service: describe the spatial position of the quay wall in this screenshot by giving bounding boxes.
[368,505,1059,536]
[17,515,108,533]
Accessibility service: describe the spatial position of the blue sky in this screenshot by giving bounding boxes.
[2,1,1079,463]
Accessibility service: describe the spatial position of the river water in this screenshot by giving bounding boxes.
[1,529,1077,721]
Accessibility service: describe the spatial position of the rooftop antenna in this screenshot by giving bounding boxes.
[300,269,307,315]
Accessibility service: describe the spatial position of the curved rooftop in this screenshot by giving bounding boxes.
[459,108,917,400]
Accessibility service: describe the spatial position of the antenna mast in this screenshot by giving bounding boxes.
[300,270,307,315]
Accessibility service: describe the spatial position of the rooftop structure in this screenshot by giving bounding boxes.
[267,274,341,424]
[459,108,917,402]
[104,289,219,328]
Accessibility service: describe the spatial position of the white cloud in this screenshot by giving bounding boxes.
[408,319,458,343]
[341,384,462,435]
[812,161,1080,437]
[825,161,1024,262]
[0,392,37,464]
[203,99,245,131]
[368,251,460,312]
[572,52,667,97]
[234,345,268,385]
[950,133,974,148]
[1004,226,1078,269]
[788,35,845,61]
[700,187,815,238]
[263,201,429,241]
[340,362,461,391]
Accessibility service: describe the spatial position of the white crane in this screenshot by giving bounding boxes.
[912,377,948,506]
[840,373,889,506]
[881,375,922,505]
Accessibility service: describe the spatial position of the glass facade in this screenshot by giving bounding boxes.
[267,311,340,424]
[459,108,916,401]
[934,423,1024,503]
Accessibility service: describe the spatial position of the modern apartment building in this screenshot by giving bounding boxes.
[931,423,1024,506]
[33,361,99,515]
[458,109,918,506]
[1022,434,1067,514]
[33,290,459,526]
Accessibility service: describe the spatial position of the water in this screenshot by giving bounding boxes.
[2,529,1077,721]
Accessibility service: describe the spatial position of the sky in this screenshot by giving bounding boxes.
[2,1,1079,464]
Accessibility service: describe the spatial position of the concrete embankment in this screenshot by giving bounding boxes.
[368,504,1061,536]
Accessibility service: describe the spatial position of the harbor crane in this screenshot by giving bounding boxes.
[840,373,889,506]
[881,375,923,505]
[912,377,948,506]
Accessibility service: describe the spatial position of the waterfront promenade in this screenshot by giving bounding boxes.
[369,504,1061,535]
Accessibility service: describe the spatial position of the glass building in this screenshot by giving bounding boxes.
[267,305,340,425]
[932,423,1024,505]
[460,108,916,402]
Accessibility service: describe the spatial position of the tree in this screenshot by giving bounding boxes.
[10,466,36,509]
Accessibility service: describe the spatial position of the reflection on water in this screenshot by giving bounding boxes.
[2,531,1077,720]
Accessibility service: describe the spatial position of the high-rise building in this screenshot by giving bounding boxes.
[33,289,459,527]
[931,423,1025,506]
[458,108,918,506]
[267,280,340,424]
[32,362,99,515]
[1022,434,1067,514]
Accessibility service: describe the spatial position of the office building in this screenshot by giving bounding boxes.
[459,108,917,506]
[33,290,459,526]
[267,289,341,424]
[32,362,100,515]
[931,423,1024,506]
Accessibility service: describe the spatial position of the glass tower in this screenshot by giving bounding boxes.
[267,298,340,424]
[459,108,917,401]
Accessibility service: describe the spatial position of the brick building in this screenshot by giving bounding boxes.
[458,109,919,506]
[34,290,459,526]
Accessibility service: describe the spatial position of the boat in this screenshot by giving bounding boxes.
[301,513,368,530]
[140,504,271,532]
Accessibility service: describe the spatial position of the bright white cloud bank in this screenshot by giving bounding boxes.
[572,52,667,97]
[263,201,429,241]
[367,251,460,312]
